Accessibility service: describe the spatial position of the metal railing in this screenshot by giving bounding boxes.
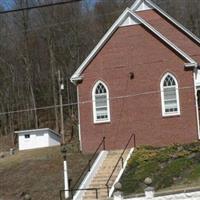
[105,133,135,196]
[70,137,106,196]
[59,188,100,200]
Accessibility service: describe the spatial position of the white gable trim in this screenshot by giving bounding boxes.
[131,0,200,45]
[70,8,136,83]
[131,0,153,12]
[131,11,197,65]
[120,15,139,27]
[70,8,197,84]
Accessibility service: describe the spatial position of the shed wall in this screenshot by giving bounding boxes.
[18,129,60,151]
[18,132,48,150]
[48,131,61,146]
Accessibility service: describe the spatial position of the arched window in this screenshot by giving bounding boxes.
[92,81,110,123]
[160,73,180,116]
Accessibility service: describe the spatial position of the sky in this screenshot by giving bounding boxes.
[0,0,15,9]
[0,0,98,10]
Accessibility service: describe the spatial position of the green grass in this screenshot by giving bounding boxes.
[0,146,91,200]
[120,142,200,195]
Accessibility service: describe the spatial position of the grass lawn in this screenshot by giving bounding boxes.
[0,146,91,200]
[120,142,200,195]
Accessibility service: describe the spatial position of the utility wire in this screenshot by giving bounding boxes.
[0,86,194,116]
[0,9,123,39]
[0,0,82,14]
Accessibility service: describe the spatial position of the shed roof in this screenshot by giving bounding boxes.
[15,128,61,137]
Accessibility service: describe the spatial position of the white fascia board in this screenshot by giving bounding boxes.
[15,128,51,134]
[120,15,139,27]
[185,63,198,68]
[70,8,140,84]
[70,76,83,84]
[132,0,200,45]
[15,128,60,138]
[129,10,197,65]
[130,0,153,11]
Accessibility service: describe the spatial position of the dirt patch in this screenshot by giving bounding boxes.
[0,146,91,200]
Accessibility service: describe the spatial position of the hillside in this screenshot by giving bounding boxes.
[0,146,91,200]
[120,142,200,195]
[1,0,200,151]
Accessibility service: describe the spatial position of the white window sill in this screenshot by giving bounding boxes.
[94,119,111,124]
[162,113,180,118]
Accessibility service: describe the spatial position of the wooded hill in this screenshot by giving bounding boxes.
[0,0,200,150]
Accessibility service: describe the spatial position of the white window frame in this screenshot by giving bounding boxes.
[160,73,180,117]
[92,81,111,124]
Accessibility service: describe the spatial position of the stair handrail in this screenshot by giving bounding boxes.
[59,187,102,199]
[105,133,135,196]
[71,137,106,192]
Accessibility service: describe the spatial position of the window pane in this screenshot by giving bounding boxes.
[164,87,176,100]
[164,100,177,106]
[165,101,177,108]
[25,134,30,139]
[95,95,107,107]
[96,107,108,120]
[95,83,106,94]
[164,75,176,86]
[96,107,107,114]
[164,99,178,113]
[165,108,178,112]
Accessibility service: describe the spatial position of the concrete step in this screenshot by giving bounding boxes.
[83,189,108,199]
[83,149,131,200]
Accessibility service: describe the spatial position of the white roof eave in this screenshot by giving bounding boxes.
[70,8,134,83]
[15,128,61,137]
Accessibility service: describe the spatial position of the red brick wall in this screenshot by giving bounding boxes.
[78,24,199,153]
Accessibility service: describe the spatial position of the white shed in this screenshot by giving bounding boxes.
[15,128,61,151]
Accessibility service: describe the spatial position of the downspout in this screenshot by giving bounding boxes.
[70,76,83,151]
[193,67,200,140]
[77,85,83,151]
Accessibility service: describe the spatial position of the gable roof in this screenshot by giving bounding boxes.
[70,1,198,84]
[131,0,200,45]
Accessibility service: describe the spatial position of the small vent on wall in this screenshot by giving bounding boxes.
[129,72,134,80]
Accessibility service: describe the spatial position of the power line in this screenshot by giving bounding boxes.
[0,9,123,39]
[0,86,194,116]
[0,0,82,14]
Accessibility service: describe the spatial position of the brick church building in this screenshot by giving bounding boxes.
[71,0,200,153]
